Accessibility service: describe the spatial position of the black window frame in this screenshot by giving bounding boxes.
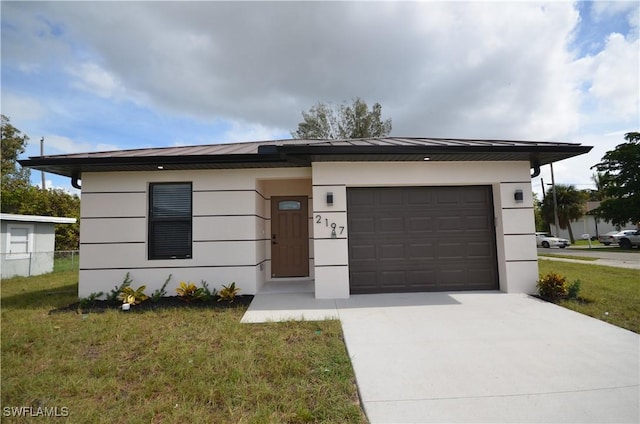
[148,182,193,260]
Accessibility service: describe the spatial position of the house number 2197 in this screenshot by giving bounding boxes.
[315,215,345,238]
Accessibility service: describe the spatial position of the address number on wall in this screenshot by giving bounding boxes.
[315,214,345,238]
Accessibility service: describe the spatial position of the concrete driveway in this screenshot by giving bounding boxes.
[243,291,639,423]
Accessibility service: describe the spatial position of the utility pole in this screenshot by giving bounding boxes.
[40,137,46,190]
[540,178,546,198]
[550,162,560,236]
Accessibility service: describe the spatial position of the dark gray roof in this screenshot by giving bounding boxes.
[20,137,592,178]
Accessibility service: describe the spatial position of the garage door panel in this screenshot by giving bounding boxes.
[408,216,433,232]
[350,217,375,233]
[379,217,404,232]
[407,189,433,205]
[379,190,403,205]
[437,242,465,259]
[407,269,436,281]
[348,186,498,294]
[349,190,374,206]
[436,190,459,204]
[380,271,407,285]
[467,242,494,258]
[351,244,376,260]
[466,215,491,230]
[463,189,489,203]
[407,243,436,260]
[438,216,462,231]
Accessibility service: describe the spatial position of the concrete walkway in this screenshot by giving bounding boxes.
[242,291,640,423]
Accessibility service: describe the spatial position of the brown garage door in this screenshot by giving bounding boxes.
[347,186,498,294]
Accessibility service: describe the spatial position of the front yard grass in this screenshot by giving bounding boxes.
[538,261,640,334]
[1,271,366,423]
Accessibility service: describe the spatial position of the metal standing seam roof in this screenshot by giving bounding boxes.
[19,137,593,178]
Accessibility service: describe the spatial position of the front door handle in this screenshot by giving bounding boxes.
[272,234,277,245]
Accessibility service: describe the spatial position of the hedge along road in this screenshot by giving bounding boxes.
[538,248,640,270]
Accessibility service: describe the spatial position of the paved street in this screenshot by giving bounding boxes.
[537,247,640,269]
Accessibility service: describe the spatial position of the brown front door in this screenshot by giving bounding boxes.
[271,196,309,277]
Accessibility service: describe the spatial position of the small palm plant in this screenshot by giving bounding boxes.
[176,282,204,302]
[218,282,240,303]
[118,285,149,305]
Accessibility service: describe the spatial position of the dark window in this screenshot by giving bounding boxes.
[149,182,192,259]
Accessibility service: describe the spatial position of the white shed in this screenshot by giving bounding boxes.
[1,213,77,278]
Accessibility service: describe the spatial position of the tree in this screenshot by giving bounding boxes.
[1,115,31,187]
[533,192,548,232]
[541,184,588,243]
[1,115,81,250]
[591,132,640,228]
[292,98,392,139]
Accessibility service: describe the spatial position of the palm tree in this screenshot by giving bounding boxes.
[541,184,588,243]
[590,172,611,201]
[588,172,612,237]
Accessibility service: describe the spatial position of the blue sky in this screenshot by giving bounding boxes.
[1,1,638,196]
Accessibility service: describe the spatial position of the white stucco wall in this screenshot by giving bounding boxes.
[78,160,538,299]
[78,168,312,298]
[311,161,538,298]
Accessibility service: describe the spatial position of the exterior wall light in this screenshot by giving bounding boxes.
[514,189,524,203]
[326,192,333,206]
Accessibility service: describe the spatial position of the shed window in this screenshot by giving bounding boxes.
[149,182,192,259]
[6,225,33,259]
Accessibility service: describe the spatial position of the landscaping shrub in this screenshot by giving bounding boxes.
[537,272,568,301]
[176,281,205,302]
[119,285,149,305]
[567,279,581,299]
[218,282,240,303]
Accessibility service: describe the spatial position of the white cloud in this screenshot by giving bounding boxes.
[67,62,149,106]
[1,93,47,121]
[591,1,638,21]
[2,0,638,195]
[44,135,119,155]
[68,62,122,99]
[580,33,639,120]
[217,121,289,143]
[15,1,584,140]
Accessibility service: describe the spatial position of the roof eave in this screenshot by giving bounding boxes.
[19,144,593,178]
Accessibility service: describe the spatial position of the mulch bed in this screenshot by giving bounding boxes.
[50,295,254,315]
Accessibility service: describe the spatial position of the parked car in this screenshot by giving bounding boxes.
[599,230,638,246]
[615,230,640,249]
[598,231,621,245]
[536,232,570,248]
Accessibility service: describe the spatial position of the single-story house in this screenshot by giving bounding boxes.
[549,201,637,240]
[1,213,77,278]
[20,137,591,298]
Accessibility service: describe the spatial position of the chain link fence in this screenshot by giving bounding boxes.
[1,250,79,279]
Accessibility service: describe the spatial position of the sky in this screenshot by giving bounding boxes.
[2,1,639,197]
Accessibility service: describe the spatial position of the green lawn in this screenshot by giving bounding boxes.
[538,261,640,333]
[1,272,366,423]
